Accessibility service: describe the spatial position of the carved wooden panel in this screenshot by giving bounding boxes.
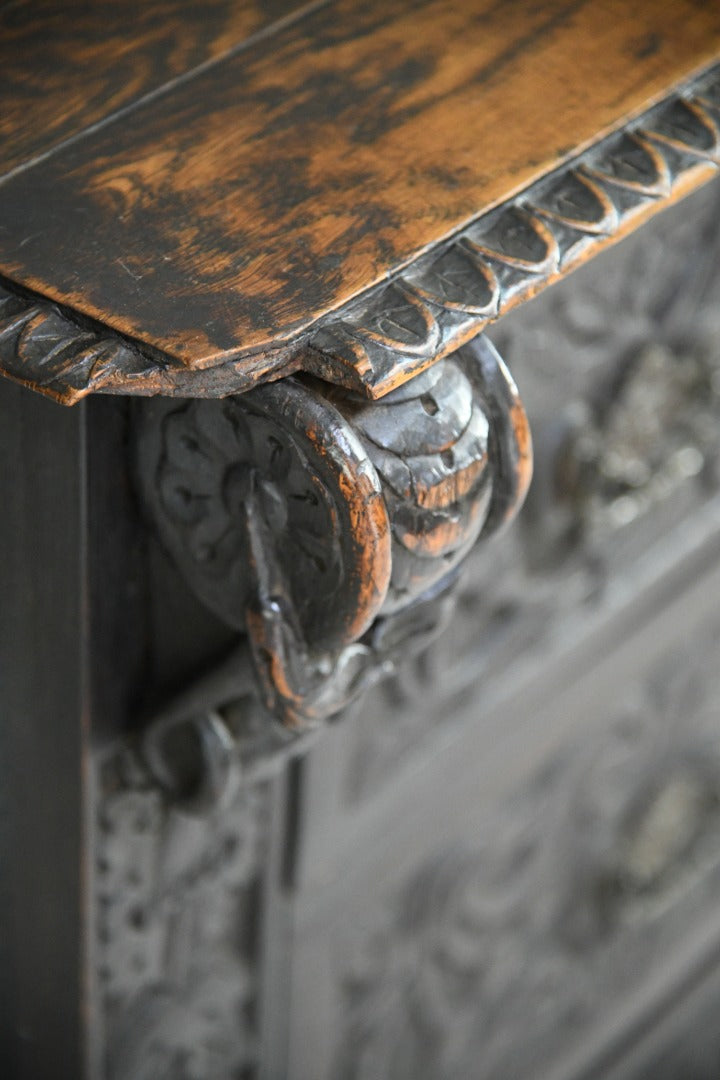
[336,618,720,1080]
[283,532,720,1080]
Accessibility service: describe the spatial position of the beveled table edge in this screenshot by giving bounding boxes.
[1,60,719,406]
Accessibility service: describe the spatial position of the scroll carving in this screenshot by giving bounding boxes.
[1,66,719,405]
[137,335,531,790]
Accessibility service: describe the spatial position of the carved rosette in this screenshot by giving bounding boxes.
[555,342,720,536]
[139,335,531,729]
[145,379,391,651]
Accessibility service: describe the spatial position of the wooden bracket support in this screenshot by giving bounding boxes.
[136,335,531,802]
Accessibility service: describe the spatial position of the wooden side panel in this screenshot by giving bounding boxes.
[0,0,719,368]
[0,0,310,176]
[0,380,91,1078]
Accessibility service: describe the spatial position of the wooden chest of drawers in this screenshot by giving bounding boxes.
[2,3,720,1077]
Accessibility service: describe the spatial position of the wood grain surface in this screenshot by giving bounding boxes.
[0,0,310,176]
[1,0,720,378]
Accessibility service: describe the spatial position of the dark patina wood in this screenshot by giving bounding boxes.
[87,179,720,1080]
[0,380,91,1078]
[0,0,310,176]
[0,0,719,404]
[3,7,720,1079]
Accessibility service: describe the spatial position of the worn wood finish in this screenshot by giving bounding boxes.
[2,87,720,407]
[0,0,310,177]
[0,0,719,398]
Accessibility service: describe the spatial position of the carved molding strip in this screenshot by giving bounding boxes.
[0,282,298,405]
[310,63,720,397]
[1,64,718,404]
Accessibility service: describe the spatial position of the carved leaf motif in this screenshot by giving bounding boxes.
[407,244,499,315]
[583,132,671,197]
[349,283,442,358]
[643,98,720,158]
[526,170,618,235]
[465,206,559,273]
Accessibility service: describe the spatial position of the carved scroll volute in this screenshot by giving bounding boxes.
[138,334,531,733]
[326,335,532,613]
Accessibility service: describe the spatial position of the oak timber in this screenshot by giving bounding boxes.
[0,0,310,176]
[0,0,719,395]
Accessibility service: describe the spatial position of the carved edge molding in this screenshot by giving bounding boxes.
[1,63,718,405]
[0,283,300,405]
[311,62,720,396]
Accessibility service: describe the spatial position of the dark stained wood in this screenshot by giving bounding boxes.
[0,0,312,176]
[0,0,719,380]
[0,378,91,1078]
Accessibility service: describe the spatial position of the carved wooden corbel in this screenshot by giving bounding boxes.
[137,334,531,795]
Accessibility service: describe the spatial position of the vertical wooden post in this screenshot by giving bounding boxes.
[0,379,92,1078]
